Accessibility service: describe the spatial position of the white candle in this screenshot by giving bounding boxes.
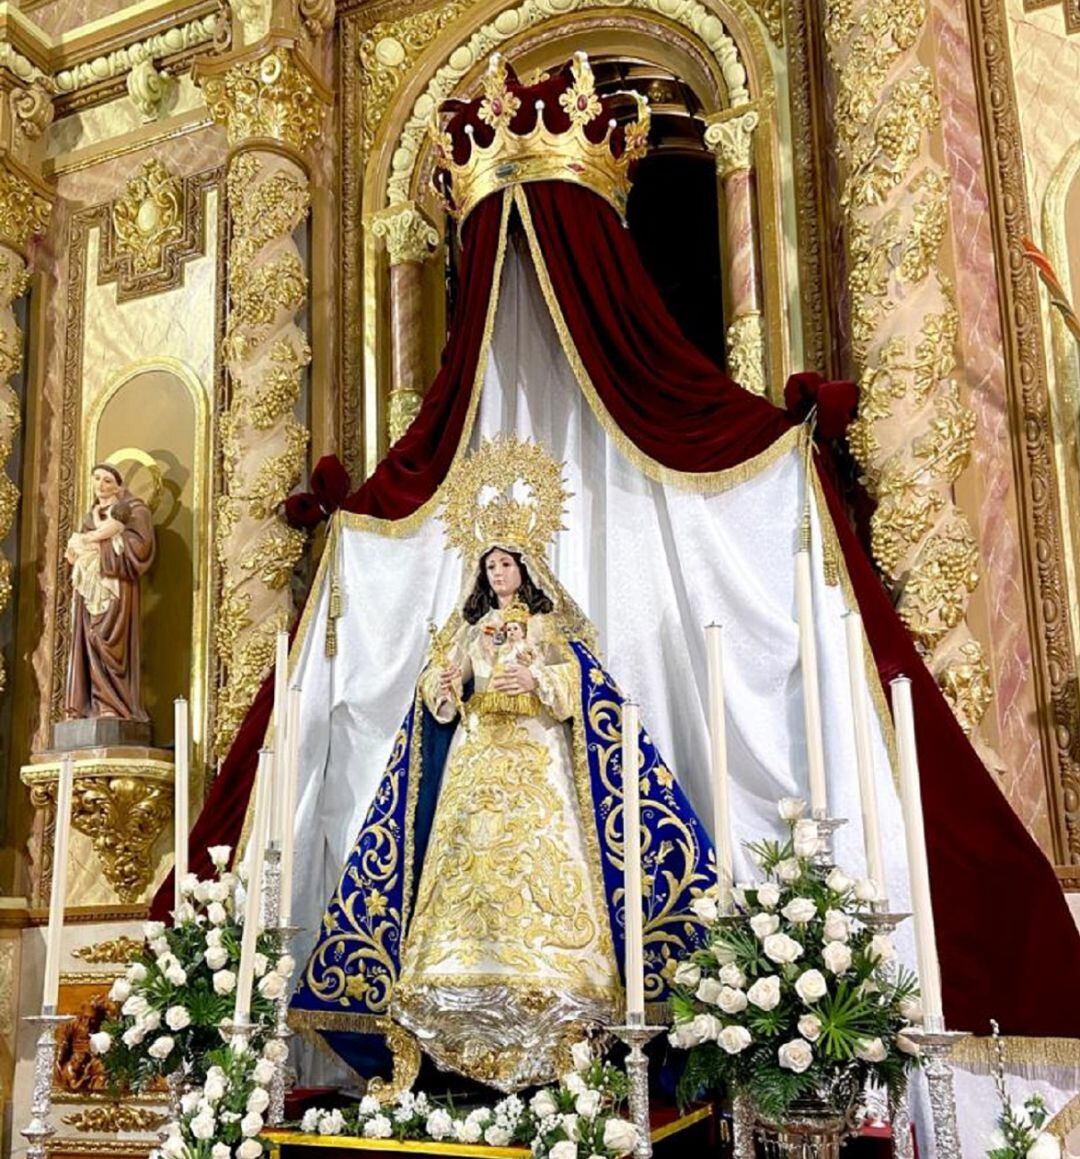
[271,631,289,848]
[705,624,733,911]
[844,614,887,905]
[795,549,828,817]
[622,700,645,1023]
[280,686,301,926]
[234,750,272,1027]
[173,697,190,914]
[43,756,75,1012]
[891,676,944,1031]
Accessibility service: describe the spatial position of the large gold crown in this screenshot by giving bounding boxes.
[431,52,650,223]
[442,436,570,561]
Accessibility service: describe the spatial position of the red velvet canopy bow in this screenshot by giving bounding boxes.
[160,179,1080,1038]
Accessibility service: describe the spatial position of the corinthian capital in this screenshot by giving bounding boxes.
[369,202,440,266]
[704,109,760,178]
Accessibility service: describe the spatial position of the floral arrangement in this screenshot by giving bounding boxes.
[987,1021,1061,1159]
[297,1041,640,1158]
[91,848,286,1089]
[668,799,922,1120]
[155,1039,288,1159]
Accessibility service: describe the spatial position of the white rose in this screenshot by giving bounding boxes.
[776,858,801,883]
[276,954,295,978]
[263,1039,289,1063]
[252,953,268,978]
[798,1014,822,1042]
[560,1112,580,1140]
[358,1096,380,1116]
[241,1111,263,1137]
[549,1143,577,1159]
[718,1025,752,1054]
[179,873,200,897]
[747,975,781,1011]
[207,901,227,926]
[794,969,828,1004]
[668,1021,698,1050]
[300,1109,323,1133]
[319,1110,346,1136]
[603,1118,640,1156]
[121,994,149,1018]
[108,978,131,1003]
[237,1140,262,1159]
[713,942,737,966]
[141,1009,161,1031]
[868,934,895,963]
[696,977,724,1005]
[212,969,236,994]
[485,1126,512,1147]
[718,986,748,1014]
[165,965,187,987]
[564,1073,588,1097]
[690,1013,723,1043]
[258,972,286,1000]
[426,1109,454,1140]
[823,909,850,942]
[756,882,781,909]
[362,1115,392,1140]
[253,1058,276,1085]
[854,878,879,902]
[1027,1134,1062,1159]
[673,962,702,989]
[750,913,780,939]
[575,1089,602,1118]
[778,797,806,821]
[247,1088,270,1115]
[793,820,821,858]
[174,903,196,924]
[781,896,817,925]
[205,945,229,970]
[204,1076,226,1103]
[896,1033,921,1056]
[147,1035,174,1060]
[89,1031,112,1054]
[122,1025,146,1047]
[856,1037,888,1062]
[823,941,852,974]
[212,1143,231,1159]
[719,964,746,988]
[149,937,169,957]
[161,1133,185,1159]
[530,1089,558,1118]
[194,881,211,904]
[571,1040,593,1072]
[206,927,223,948]
[142,921,165,941]
[763,932,804,964]
[189,1112,215,1140]
[164,1005,191,1031]
[128,961,148,982]
[778,1039,814,1073]
[900,997,923,1023]
[209,845,232,869]
[826,868,852,893]
[690,894,719,923]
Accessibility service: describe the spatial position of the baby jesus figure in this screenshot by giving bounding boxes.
[65,501,130,617]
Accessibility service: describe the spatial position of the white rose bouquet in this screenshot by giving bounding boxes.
[154,1040,284,1159]
[986,1020,1061,1159]
[95,850,282,1089]
[668,801,922,1120]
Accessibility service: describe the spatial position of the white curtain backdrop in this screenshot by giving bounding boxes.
[281,238,1075,1147]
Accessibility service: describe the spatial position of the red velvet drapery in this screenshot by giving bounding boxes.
[156,181,1080,1037]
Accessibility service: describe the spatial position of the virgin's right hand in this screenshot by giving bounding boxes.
[438,663,462,698]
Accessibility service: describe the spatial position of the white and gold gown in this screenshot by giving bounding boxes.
[391,605,620,1089]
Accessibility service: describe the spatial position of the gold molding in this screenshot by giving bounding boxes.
[62,1106,168,1134]
[72,935,143,964]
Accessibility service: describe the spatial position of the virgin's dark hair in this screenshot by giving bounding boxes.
[463,548,554,624]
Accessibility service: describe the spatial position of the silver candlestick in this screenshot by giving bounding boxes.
[264,922,301,1125]
[21,1012,74,1159]
[810,815,847,866]
[905,1029,968,1159]
[261,843,282,930]
[732,1092,755,1159]
[612,1022,663,1159]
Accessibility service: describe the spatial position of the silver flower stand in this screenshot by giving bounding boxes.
[21,1012,74,1159]
[612,1022,663,1159]
[906,1029,969,1159]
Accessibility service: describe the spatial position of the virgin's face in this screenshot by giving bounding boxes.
[485,549,522,600]
[93,468,120,503]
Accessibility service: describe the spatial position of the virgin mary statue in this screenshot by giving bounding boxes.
[290,437,714,1091]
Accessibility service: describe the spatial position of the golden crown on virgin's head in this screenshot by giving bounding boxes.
[441,436,570,562]
[430,51,651,224]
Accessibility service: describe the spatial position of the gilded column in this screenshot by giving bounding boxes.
[705,108,765,397]
[369,202,439,444]
[823,1,990,734]
[197,41,331,754]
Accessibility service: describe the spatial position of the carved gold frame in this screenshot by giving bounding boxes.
[339,0,817,480]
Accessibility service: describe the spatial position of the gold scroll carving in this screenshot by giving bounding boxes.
[111,160,184,275]
[63,1105,169,1134]
[823,0,991,734]
[72,936,144,964]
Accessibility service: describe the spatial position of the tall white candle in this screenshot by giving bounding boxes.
[280,686,301,926]
[705,624,733,911]
[271,631,289,848]
[795,549,829,817]
[844,614,887,905]
[622,700,645,1023]
[173,696,190,914]
[234,750,272,1027]
[891,676,944,1031]
[43,756,75,1012]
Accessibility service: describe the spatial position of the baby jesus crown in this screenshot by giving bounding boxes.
[442,436,569,561]
[431,51,650,223]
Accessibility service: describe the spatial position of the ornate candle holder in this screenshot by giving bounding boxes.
[21,1011,74,1159]
[905,1029,968,1159]
[261,843,282,930]
[264,922,301,1125]
[731,1092,755,1159]
[611,1021,663,1159]
[810,815,847,867]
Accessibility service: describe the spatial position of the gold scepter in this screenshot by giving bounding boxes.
[427,620,464,719]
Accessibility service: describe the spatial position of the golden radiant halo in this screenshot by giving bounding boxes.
[441,435,570,561]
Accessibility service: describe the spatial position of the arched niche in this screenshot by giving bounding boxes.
[82,360,211,773]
